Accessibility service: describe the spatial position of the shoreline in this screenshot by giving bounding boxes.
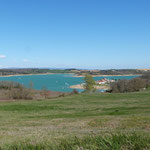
[0,73,141,78]
[0,73,55,77]
[70,84,109,90]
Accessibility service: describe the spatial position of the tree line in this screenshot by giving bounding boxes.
[110,74,150,93]
[83,74,150,93]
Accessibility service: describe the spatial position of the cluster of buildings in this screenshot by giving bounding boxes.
[96,78,115,85]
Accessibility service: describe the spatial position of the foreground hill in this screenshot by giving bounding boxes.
[0,92,150,149]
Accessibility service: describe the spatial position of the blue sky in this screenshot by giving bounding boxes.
[0,0,150,69]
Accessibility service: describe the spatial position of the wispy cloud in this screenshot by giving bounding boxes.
[0,55,6,59]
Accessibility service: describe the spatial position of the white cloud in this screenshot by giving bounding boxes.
[0,55,6,59]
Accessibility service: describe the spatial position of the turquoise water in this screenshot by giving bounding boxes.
[0,74,138,92]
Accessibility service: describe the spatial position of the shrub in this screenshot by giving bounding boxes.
[141,74,150,85]
[0,81,23,90]
[110,78,147,93]
[72,89,79,94]
[59,93,65,97]
[8,87,33,100]
[40,87,50,99]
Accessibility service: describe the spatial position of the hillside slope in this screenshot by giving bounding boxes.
[0,92,150,149]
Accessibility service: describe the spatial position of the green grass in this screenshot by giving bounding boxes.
[0,91,150,149]
[146,85,150,91]
[2,134,150,150]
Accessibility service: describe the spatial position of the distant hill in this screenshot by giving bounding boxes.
[0,68,150,76]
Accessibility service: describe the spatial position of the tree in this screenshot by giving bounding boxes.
[110,78,147,93]
[83,74,96,92]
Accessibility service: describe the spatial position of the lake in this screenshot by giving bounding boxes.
[0,74,138,92]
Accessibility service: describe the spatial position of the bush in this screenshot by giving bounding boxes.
[59,93,65,97]
[141,74,150,85]
[110,78,147,93]
[8,86,33,100]
[40,87,50,99]
[72,89,79,94]
[0,81,33,100]
[0,81,23,90]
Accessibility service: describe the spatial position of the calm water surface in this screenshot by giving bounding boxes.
[0,74,138,92]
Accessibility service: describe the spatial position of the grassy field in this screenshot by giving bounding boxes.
[0,91,150,149]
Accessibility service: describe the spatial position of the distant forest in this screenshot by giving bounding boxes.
[0,69,72,76]
[74,69,150,76]
[0,68,150,76]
